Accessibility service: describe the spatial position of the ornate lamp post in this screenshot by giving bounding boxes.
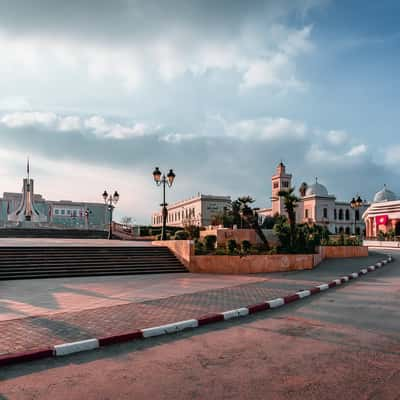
[102,190,120,240]
[152,167,176,240]
[350,195,363,236]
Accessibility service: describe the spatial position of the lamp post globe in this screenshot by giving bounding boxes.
[102,189,120,240]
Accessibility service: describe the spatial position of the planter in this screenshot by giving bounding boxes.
[152,241,368,274]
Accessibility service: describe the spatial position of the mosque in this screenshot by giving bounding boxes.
[362,185,400,238]
[0,163,108,230]
[258,162,369,235]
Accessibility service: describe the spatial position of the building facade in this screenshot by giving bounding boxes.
[152,194,231,228]
[258,162,369,235]
[363,186,400,238]
[0,171,109,230]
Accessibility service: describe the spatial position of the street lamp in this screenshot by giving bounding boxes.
[102,190,120,240]
[152,167,176,240]
[350,195,363,236]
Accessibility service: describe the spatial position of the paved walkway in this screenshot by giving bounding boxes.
[0,253,386,356]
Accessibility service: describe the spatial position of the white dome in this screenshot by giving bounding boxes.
[373,186,398,203]
[305,182,329,197]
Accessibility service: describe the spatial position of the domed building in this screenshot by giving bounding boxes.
[363,185,400,238]
[258,162,369,235]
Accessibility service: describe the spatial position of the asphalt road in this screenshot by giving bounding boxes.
[1,249,399,400]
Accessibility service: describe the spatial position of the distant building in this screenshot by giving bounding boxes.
[0,165,108,230]
[151,194,231,228]
[258,162,369,235]
[363,185,400,238]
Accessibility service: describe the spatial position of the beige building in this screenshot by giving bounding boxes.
[151,194,231,228]
[258,162,369,235]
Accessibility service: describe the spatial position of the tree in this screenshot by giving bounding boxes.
[278,187,299,249]
[120,216,133,226]
[237,196,270,250]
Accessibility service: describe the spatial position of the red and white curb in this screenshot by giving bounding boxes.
[0,255,393,366]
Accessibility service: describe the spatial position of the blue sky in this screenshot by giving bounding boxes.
[0,0,398,222]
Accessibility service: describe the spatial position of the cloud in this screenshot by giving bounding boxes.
[385,145,400,166]
[326,130,349,146]
[346,144,367,157]
[0,111,158,139]
[0,1,316,91]
[222,117,307,140]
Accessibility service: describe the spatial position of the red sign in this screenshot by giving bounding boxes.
[376,215,388,225]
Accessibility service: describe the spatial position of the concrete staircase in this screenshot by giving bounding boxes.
[0,228,108,239]
[0,246,187,280]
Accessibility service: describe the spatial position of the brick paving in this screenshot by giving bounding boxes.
[0,253,386,356]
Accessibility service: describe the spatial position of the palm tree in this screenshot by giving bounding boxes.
[237,196,270,250]
[278,187,299,249]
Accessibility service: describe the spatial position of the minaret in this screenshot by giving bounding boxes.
[271,161,292,216]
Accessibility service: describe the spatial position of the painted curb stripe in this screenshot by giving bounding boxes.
[296,290,311,298]
[0,348,53,366]
[54,339,99,356]
[267,298,285,308]
[98,330,143,346]
[284,294,300,304]
[222,308,249,320]
[1,257,392,367]
[248,302,270,314]
[198,313,224,326]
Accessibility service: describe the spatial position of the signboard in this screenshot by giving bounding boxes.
[375,215,388,226]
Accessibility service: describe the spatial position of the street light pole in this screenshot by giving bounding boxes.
[102,190,120,240]
[153,167,176,241]
[350,195,363,236]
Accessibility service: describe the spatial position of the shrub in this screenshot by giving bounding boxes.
[215,247,227,255]
[226,239,238,254]
[204,235,217,251]
[194,240,204,255]
[241,240,251,254]
[184,225,200,240]
[156,233,171,241]
[268,247,278,255]
[174,230,190,240]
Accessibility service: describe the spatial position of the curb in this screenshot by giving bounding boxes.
[0,255,393,367]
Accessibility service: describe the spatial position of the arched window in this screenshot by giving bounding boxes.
[355,210,360,221]
[345,209,350,220]
[339,227,344,233]
[334,209,337,220]
[339,209,343,220]
[345,227,350,234]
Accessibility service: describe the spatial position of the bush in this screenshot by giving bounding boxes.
[226,239,238,254]
[174,230,190,240]
[194,240,205,255]
[215,247,227,255]
[156,233,171,241]
[184,225,200,240]
[241,240,251,253]
[204,235,217,251]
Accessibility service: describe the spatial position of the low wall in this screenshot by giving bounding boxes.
[190,254,315,274]
[152,241,368,274]
[152,240,194,268]
[318,246,369,258]
[363,240,400,249]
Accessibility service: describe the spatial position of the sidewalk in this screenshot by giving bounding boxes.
[0,252,388,358]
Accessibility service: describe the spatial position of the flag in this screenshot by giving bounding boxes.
[376,215,388,226]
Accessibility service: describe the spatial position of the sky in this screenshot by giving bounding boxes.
[0,0,399,223]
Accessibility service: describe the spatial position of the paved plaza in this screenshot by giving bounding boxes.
[0,249,398,400]
[0,251,387,357]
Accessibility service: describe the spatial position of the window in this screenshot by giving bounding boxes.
[345,227,350,234]
[334,209,337,220]
[282,181,289,188]
[273,182,279,189]
[61,209,65,215]
[339,209,343,220]
[323,208,328,219]
[355,210,360,221]
[345,209,350,221]
[55,209,59,215]
[305,209,309,218]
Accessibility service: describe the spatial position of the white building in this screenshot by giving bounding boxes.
[151,194,231,228]
[258,162,369,235]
